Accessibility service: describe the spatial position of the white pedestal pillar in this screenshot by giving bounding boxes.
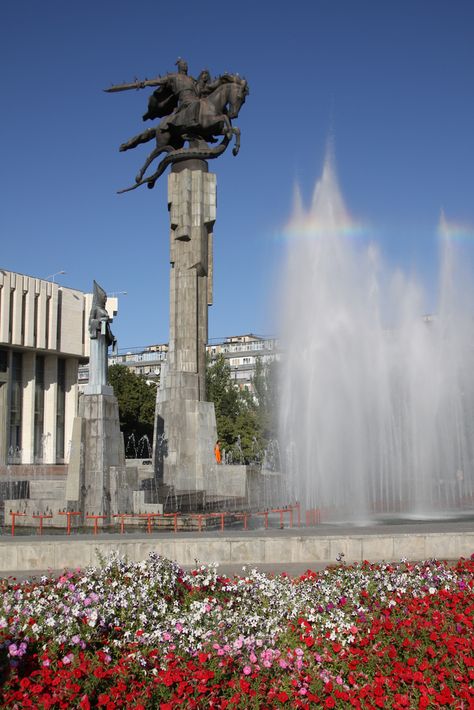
[21,352,36,464]
[43,355,58,463]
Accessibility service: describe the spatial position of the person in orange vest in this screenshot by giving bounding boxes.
[214,440,222,464]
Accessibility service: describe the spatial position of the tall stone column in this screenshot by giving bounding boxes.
[20,352,36,464]
[64,358,78,463]
[154,160,218,492]
[43,355,58,464]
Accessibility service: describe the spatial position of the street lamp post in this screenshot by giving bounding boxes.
[45,270,66,282]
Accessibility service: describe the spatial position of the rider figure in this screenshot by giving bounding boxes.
[145,58,203,130]
[196,68,220,97]
[167,58,199,109]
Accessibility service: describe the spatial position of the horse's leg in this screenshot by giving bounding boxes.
[136,146,161,183]
[222,115,233,140]
[232,127,241,156]
[135,133,174,183]
[215,117,240,156]
[120,128,156,152]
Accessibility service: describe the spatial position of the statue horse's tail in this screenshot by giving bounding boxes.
[117,135,231,194]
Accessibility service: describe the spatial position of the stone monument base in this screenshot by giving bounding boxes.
[155,397,217,492]
[66,391,133,524]
[154,367,218,493]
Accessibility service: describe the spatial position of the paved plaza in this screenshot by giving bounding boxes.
[1,516,473,578]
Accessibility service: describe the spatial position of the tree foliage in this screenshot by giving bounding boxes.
[108,364,157,445]
[252,357,279,443]
[206,354,280,464]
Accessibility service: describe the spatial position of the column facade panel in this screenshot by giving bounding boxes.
[64,357,79,463]
[21,352,36,464]
[43,355,58,463]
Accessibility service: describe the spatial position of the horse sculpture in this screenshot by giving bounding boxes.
[116,75,249,193]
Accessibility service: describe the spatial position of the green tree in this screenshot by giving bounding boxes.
[252,357,280,443]
[206,354,280,463]
[206,354,242,452]
[108,364,157,449]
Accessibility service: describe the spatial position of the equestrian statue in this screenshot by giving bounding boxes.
[104,58,249,193]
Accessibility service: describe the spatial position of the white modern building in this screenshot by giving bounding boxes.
[80,333,280,392]
[208,334,280,391]
[0,269,117,467]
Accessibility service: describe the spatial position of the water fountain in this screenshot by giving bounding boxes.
[280,148,474,522]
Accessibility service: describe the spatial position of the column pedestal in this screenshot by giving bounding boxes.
[67,391,131,525]
[154,162,218,492]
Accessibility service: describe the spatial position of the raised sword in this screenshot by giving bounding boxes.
[103,77,163,93]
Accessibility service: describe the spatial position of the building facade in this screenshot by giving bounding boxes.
[207,334,280,391]
[82,334,280,393]
[0,269,117,466]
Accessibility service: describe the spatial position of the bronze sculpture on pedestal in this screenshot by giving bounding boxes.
[104,59,249,192]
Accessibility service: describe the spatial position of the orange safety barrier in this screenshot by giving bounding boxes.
[209,512,226,531]
[234,512,250,530]
[163,512,179,532]
[195,513,205,532]
[86,514,107,535]
[138,512,161,534]
[305,508,321,526]
[270,507,294,529]
[293,502,301,527]
[58,511,81,535]
[255,510,269,529]
[112,513,135,534]
[32,513,53,535]
[10,511,27,536]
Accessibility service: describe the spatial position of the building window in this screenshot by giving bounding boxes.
[0,349,7,373]
[8,352,22,462]
[34,355,45,462]
[56,358,66,462]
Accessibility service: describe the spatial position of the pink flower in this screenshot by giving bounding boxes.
[243,665,252,675]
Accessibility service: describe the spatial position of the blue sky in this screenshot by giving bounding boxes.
[1,0,473,350]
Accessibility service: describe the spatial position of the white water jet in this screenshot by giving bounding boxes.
[280,150,474,521]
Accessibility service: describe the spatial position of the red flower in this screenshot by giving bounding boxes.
[240,678,250,693]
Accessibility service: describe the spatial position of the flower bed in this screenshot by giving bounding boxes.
[1,553,473,708]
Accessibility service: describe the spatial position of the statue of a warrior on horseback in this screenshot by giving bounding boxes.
[104,59,249,193]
